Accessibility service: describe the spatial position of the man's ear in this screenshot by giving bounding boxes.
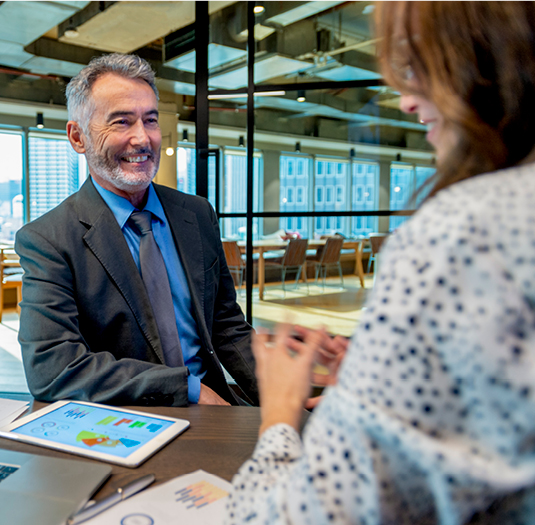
[67,121,87,153]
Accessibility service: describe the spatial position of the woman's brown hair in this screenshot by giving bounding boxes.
[376,1,535,200]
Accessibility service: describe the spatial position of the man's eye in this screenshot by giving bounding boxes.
[113,119,128,126]
[146,118,159,125]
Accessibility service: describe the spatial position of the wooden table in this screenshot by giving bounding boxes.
[0,247,22,320]
[239,239,365,300]
[0,402,266,499]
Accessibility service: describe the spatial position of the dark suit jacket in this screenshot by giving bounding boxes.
[15,178,258,407]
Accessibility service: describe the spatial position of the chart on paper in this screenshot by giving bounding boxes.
[175,480,229,509]
[82,470,233,525]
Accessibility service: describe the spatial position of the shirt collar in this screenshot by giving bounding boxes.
[91,178,167,229]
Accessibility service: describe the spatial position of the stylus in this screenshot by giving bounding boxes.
[67,473,155,525]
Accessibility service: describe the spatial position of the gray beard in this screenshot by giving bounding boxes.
[84,139,160,192]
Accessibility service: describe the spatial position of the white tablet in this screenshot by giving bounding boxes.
[0,400,190,468]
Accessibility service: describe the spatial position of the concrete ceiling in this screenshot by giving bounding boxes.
[0,0,428,151]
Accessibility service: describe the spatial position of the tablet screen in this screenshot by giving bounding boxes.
[13,402,176,459]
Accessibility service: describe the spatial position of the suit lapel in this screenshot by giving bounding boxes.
[74,179,165,364]
[154,186,211,342]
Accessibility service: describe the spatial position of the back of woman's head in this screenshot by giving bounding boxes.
[376,1,535,198]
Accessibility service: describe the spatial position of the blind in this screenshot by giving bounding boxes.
[29,135,81,221]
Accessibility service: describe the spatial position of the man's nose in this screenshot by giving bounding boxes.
[399,94,419,114]
[130,120,151,147]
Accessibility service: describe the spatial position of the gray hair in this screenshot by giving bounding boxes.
[66,53,159,132]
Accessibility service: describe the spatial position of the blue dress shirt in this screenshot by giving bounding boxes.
[92,178,204,403]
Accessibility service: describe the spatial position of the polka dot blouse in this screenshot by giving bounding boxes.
[225,164,535,524]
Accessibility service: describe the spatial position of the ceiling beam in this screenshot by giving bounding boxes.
[24,37,195,85]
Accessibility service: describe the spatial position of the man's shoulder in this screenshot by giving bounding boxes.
[19,189,81,233]
[16,180,101,241]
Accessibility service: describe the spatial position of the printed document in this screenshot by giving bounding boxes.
[83,469,232,525]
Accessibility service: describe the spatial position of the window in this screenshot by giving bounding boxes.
[0,131,23,242]
[314,158,350,237]
[287,159,294,176]
[279,155,310,238]
[415,166,436,205]
[223,151,263,240]
[296,186,304,204]
[326,186,334,204]
[389,164,413,231]
[29,134,86,221]
[389,164,435,231]
[287,187,294,204]
[336,185,344,203]
[177,146,217,208]
[351,161,378,237]
[177,146,197,195]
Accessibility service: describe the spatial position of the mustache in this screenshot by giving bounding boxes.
[120,148,156,158]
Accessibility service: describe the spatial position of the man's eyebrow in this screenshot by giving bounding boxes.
[107,110,135,121]
[107,109,159,121]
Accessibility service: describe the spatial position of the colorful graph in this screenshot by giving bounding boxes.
[175,481,229,509]
[76,430,140,448]
[96,416,161,432]
[64,407,94,420]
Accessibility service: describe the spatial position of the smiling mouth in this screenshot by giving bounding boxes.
[420,119,436,132]
[122,155,150,163]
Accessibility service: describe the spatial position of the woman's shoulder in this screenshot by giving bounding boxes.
[423,162,535,217]
[393,162,535,250]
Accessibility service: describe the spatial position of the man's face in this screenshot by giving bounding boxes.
[82,73,161,194]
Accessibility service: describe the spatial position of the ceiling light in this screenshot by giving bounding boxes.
[207,90,286,100]
[239,135,245,147]
[182,130,189,142]
[253,5,265,15]
[255,90,285,97]
[162,133,175,156]
[64,27,79,38]
[295,142,301,153]
[208,93,247,100]
[350,148,356,158]
[297,90,306,103]
[36,113,44,129]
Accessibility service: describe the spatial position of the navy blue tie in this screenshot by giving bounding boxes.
[129,211,184,367]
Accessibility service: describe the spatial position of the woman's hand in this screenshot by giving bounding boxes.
[253,324,320,436]
[290,325,349,386]
[289,326,349,410]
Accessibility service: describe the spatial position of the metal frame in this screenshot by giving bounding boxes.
[194,2,415,324]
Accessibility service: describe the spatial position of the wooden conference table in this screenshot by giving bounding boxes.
[238,239,365,300]
[0,244,22,321]
[0,401,271,499]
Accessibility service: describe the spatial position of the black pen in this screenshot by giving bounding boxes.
[67,473,155,525]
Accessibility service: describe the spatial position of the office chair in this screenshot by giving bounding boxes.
[308,236,344,287]
[222,241,246,291]
[366,233,389,273]
[265,238,309,294]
